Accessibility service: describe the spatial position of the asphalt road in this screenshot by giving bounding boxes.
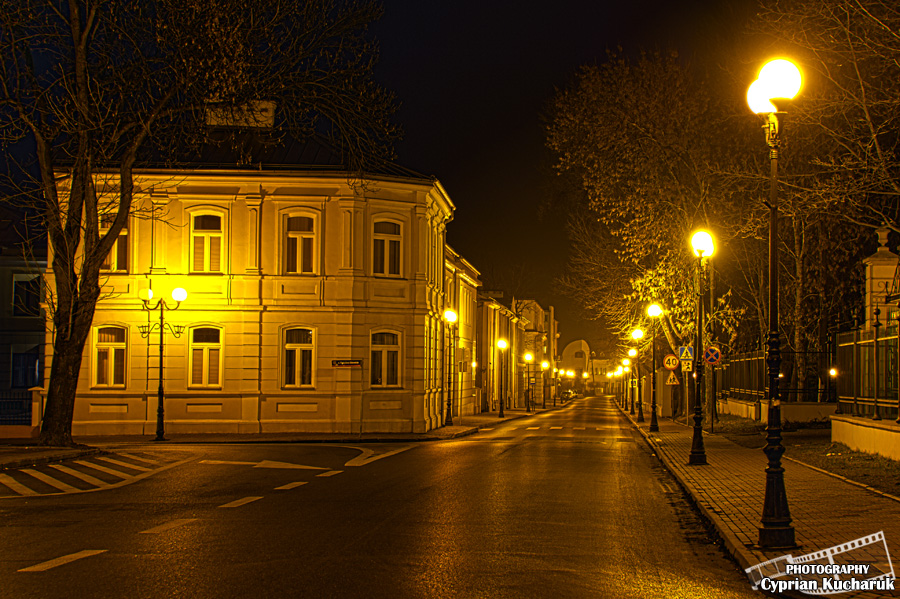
[0,396,764,598]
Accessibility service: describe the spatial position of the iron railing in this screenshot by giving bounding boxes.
[0,390,32,425]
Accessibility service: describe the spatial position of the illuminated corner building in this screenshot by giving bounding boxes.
[41,130,457,435]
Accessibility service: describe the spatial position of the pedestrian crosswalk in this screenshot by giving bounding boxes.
[0,451,189,498]
[480,425,618,434]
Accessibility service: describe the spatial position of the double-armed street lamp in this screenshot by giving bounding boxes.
[496,338,508,418]
[688,230,715,466]
[647,304,663,432]
[139,287,187,442]
[443,309,458,426]
[748,57,802,548]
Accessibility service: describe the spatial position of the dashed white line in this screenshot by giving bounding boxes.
[316,470,342,477]
[526,427,540,430]
[115,452,160,465]
[140,518,198,534]
[573,427,586,430]
[218,496,263,508]
[479,428,494,431]
[275,482,308,490]
[18,550,107,572]
[550,426,563,430]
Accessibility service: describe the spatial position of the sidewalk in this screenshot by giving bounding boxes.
[618,399,900,598]
[0,404,560,470]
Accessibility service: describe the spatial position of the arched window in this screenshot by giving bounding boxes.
[373,221,401,277]
[191,214,223,273]
[95,326,127,387]
[284,216,316,274]
[371,331,400,387]
[190,327,222,387]
[284,327,315,387]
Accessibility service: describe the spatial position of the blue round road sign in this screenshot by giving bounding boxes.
[703,346,722,365]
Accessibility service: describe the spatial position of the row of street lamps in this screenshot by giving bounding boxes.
[611,57,801,550]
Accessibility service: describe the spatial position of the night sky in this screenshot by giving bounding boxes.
[371,0,760,349]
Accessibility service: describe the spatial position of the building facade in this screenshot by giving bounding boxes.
[40,165,457,435]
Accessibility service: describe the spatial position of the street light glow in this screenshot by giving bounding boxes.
[622,358,630,366]
[496,338,508,350]
[541,360,549,370]
[171,287,187,302]
[747,58,802,114]
[628,348,637,357]
[443,309,458,324]
[829,368,838,377]
[691,230,715,258]
[631,328,644,340]
[524,352,534,362]
[648,304,662,318]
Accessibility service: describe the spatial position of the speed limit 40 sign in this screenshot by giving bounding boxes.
[663,354,680,370]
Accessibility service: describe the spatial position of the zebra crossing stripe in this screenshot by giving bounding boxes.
[73,460,134,479]
[48,464,107,487]
[96,456,151,472]
[115,452,160,465]
[0,473,37,496]
[20,469,78,492]
[219,496,263,508]
[18,550,107,572]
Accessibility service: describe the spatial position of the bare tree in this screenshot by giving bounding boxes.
[0,0,399,445]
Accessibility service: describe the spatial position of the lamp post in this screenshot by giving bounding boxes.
[524,352,534,412]
[496,338,508,418]
[443,309,458,426]
[615,366,624,404]
[632,329,645,422]
[748,57,802,548]
[689,230,715,466]
[541,360,549,408]
[648,304,663,432]
[872,307,881,420]
[622,359,633,413]
[139,287,187,442]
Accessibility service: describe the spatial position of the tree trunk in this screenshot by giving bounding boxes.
[792,213,807,402]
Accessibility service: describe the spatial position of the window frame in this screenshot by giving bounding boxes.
[12,274,41,317]
[283,214,318,275]
[189,212,225,274]
[373,220,403,278]
[93,325,127,389]
[370,329,401,388]
[188,326,223,388]
[282,326,316,388]
[99,212,129,273]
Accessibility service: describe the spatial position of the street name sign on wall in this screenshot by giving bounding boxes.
[663,354,679,370]
[332,360,362,367]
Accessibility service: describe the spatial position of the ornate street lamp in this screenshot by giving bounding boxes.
[748,57,802,548]
[622,359,632,413]
[496,338,508,418]
[443,309,458,426]
[689,230,715,466]
[632,329,645,422]
[541,360,549,408]
[524,352,534,412]
[139,287,187,441]
[648,304,663,432]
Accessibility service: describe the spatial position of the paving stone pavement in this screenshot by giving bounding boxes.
[618,398,900,598]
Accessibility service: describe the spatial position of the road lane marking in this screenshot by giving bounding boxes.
[20,469,78,492]
[526,427,540,430]
[18,550,107,572]
[344,445,413,467]
[96,456,151,472]
[479,428,494,431]
[573,427,585,430]
[275,482,308,490]
[316,470,342,477]
[73,460,134,480]
[0,473,38,496]
[200,459,326,470]
[200,460,257,466]
[140,519,198,534]
[115,452,160,465]
[550,426,563,430]
[218,496,263,508]
[48,464,107,487]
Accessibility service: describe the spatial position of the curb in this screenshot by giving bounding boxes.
[0,448,102,471]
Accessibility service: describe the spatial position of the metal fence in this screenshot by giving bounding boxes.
[0,390,32,425]
[717,349,836,404]
[835,324,899,419]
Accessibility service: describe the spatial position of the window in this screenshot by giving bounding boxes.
[285,216,315,274]
[284,327,314,387]
[100,213,128,272]
[191,214,223,273]
[190,327,222,387]
[371,331,400,387]
[11,349,40,388]
[12,276,41,316]
[574,351,585,358]
[95,327,126,387]
[373,221,401,276]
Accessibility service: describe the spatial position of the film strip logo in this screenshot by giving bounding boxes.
[745,531,895,595]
